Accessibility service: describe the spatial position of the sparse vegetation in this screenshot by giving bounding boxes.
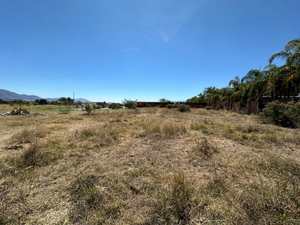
[10,126,50,144]
[187,38,300,116]
[261,100,300,128]
[59,107,71,114]
[152,172,194,224]
[166,103,174,109]
[109,103,120,109]
[177,104,191,112]
[123,99,137,109]
[83,101,97,114]
[0,105,299,224]
[141,118,187,138]
[192,137,217,159]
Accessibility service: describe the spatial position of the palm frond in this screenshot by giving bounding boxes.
[263,64,277,72]
[230,91,242,100]
[284,38,300,52]
[229,76,240,88]
[241,70,261,83]
[269,51,290,64]
[286,51,300,66]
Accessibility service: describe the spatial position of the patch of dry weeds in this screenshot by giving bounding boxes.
[0,107,300,224]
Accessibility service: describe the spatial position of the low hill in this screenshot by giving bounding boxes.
[0,89,41,101]
[0,89,87,102]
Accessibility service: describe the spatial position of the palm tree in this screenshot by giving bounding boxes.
[202,87,217,104]
[267,65,296,99]
[210,90,222,109]
[202,87,223,109]
[186,93,205,103]
[228,76,244,109]
[242,65,276,103]
[269,38,300,98]
[219,87,232,109]
[269,38,300,66]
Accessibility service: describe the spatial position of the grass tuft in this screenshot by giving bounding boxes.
[152,173,193,224]
[192,137,217,159]
[15,141,58,168]
[142,119,187,138]
[190,121,207,131]
[10,126,50,144]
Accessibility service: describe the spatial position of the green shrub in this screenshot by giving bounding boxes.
[177,104,191,112]
[109,103,120,109]
[166,104,174,109]
[173,102,180,108]
[83,101,97,114]
[261,101,300,128]
[122,99,137,109]
[97,102,108,108]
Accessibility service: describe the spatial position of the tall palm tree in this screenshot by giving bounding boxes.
[242,65,276,103]
[269,38,300,98]
[267,65,296,99]
[228,76,245,109]
[219,87,232,110]
[202,87,217,104]
[269,38,300,66]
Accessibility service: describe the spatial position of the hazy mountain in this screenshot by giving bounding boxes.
[0,89,87,102]
[74,98,88,102]
[45,98,88,102]
[0,89,41,101]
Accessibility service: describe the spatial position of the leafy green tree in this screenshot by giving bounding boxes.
[123,99,137,109]
[0,99,8,104]
[58,97,74,105]
[68,97,74,105]
[39,99,48,105]
[159,98,170,103]
[50,100,59,105]
[58,97,67,105]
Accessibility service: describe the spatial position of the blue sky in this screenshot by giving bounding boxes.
[1,0,299,102]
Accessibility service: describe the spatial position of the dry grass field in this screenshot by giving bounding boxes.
[0,105,299,224]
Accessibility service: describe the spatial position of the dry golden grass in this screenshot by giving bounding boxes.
[0,105,299,224]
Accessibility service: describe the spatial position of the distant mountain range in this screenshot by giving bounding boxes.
[0,89,88,102]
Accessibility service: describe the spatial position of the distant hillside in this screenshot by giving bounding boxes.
[0,89,87,102]
[45,98,88,102]
[74,98,88,102]
[0,89,41,101]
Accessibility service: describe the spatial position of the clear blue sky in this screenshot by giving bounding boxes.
[1,0,299,102]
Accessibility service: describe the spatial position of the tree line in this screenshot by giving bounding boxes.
[0,97,79,106]
[187,38,300,108]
